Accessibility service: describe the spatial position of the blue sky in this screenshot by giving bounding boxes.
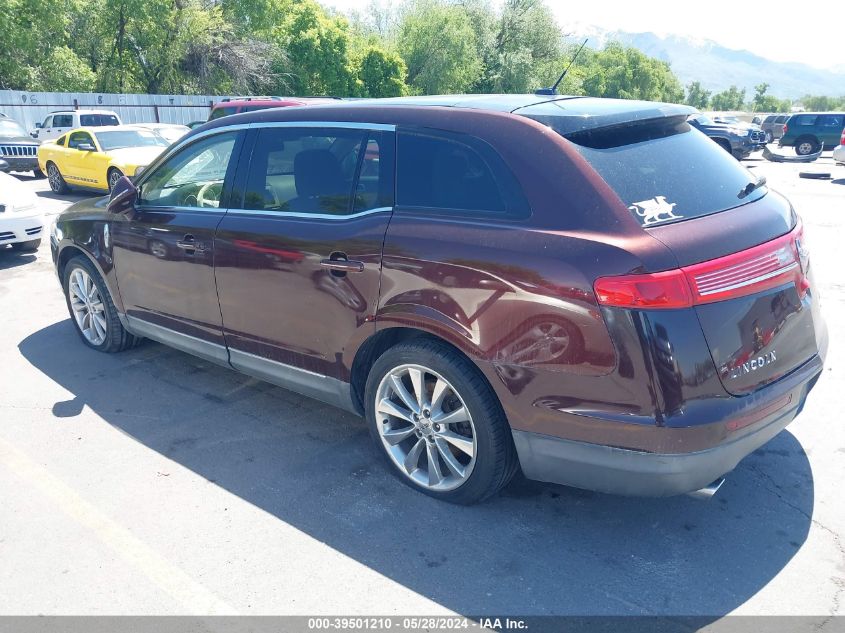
[322,0,844,71]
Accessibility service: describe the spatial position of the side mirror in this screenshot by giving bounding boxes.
[0,159,9,173]
[77,143,96,152]
[107,176,138,215]
[35,122,43,129]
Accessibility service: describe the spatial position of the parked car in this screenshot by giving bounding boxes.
[687,113,765,159]
[207,96,338,121]
[0,117,42,177]
[779,112,845,155]
[51,95,827,504]
[132,123,190,144]
[31,109,122,142]
[833,128,845,166]
[761,114,789,143]
[0,160,43,252]
[38,125,170,194]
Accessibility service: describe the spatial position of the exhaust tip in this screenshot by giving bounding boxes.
[687,477,726,500]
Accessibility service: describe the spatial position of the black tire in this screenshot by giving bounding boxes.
[765,131,774,144]
[33,168,46,179]
[107,167,124,193]
[62,255,140,353]
[795,136,820,156]
[364,338,518,504]
[11,238,41,252]
[47,162,69,194]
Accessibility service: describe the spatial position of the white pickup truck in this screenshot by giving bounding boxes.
[30,109,122,142]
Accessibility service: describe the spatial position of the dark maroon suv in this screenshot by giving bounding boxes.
[50,94,827,504]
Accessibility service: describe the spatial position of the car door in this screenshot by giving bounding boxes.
[213,123,395,407]
[111,130,245,363]
[64,130,105,187]
[819,114,844,148]
[45,113,73,141]
[34,116,52,140]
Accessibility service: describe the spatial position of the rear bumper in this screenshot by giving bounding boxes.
[833,145,845,165]
[513,353,824,496]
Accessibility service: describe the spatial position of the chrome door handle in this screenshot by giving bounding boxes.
[320,258,364,273]
[176,235,206,252]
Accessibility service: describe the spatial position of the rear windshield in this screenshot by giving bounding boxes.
[80,114,120,127]
[527,115,767,227]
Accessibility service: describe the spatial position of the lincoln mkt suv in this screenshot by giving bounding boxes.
[50,95,827,504]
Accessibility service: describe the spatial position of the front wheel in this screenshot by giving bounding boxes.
[62,255,140,352]
[47,163,68,194]
[107,168,124,193]
[365,339,517,504]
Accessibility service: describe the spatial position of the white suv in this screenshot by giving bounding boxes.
[30,109,122,142]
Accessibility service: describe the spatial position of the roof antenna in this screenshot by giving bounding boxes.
[535,39,588,96]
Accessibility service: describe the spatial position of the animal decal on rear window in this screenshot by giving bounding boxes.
[629,196,683,226]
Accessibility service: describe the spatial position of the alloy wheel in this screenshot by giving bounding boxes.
[797,142,815,155]
[68,268,108,346]
[109,170,122,192]
[47,164,63,192]
[375,364,477,491]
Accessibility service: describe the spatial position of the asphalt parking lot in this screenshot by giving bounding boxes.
[1,152,843,618]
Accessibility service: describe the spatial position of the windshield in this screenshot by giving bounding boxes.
[528,115,768,227]
[94,130,169,151]
[0,120,29,137]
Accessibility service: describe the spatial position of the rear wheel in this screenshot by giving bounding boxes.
[365,339,517,504]
[765,131,774,144]
[11,239,41,252]
[795,137,820,156]
[47,162,68,194]
[62,255,140,353]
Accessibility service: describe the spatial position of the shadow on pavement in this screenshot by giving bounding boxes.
[19,320,815,616]
[0,248,38,270]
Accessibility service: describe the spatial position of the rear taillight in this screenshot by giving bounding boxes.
[783,123,788,136]
[595,223,809,309]
[840,128,845,145]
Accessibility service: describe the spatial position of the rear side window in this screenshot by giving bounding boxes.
[775,115,788,123]
[56,135,66,146]
[209,107,237,120]
[396,129,529,219]
[535,116,767,227]
[242,127,393,215]
[820,115,844,128]
[79,114,119,127]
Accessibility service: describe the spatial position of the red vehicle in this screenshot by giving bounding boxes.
[207,96,339,121]
[51,95,827,504]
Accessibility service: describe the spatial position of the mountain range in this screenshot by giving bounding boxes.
[569,26,845,100]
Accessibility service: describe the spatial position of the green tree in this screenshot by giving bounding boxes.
[800,94,845,111]
[397,0,482,94]
[355,45,408,97]
[582,42,684,103]
[273,0,357,95]
[710,85,746,111]
[685,81,711,109]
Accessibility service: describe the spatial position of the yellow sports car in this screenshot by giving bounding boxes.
[38,125,171,194]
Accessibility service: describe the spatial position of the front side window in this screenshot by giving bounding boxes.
[68,131,95,150]
[794,115,817,126]
[242,127,392,215]
[80,114,119,127]
[140,132,238,209]
[42,116,53,129]
[396,129,529,218]
[53,114,73,128]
